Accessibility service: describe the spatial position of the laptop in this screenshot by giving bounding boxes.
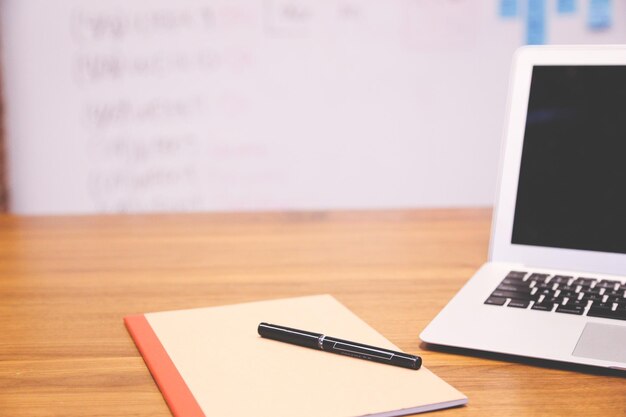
[420,46,626,371]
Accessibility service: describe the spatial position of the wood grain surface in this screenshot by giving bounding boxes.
[0,209,624,416]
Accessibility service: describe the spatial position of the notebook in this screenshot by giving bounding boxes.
[421,46,626,371]
[125,294,467,416]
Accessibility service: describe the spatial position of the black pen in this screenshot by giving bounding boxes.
[258,322,422,370]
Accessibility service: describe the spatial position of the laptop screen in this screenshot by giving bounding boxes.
[512,65,626,255]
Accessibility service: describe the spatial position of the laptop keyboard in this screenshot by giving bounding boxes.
[485,271,626,321]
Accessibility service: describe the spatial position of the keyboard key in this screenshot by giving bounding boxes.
[579,293,602,302]
[531,301,554,311]
[539,295,564,306]
[497,284,529,292]
[550,275,572,284]
[591,301,613,309]
[535,282,553,290]
[587,306,626,321]
[491,290,532,300]
[565,299,587,308]
[528,273,549,282]
[485,296,506,306]
[555,304,584,315]
[508,299,530,308]
[597,280,620,289]
[573,277,596,287]
[506,271,527,280]
[502,278,530,287]
[557,290,577,299]
[536,288,555,296]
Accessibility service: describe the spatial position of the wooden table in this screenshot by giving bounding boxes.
[0,209,624,416]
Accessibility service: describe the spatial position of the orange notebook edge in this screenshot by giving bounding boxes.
[124,314,205,417]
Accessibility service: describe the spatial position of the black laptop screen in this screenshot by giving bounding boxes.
[511,65,626,255]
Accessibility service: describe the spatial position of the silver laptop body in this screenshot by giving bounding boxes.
[420,46,626,371]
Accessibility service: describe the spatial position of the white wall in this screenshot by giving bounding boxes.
[2,0,625,214]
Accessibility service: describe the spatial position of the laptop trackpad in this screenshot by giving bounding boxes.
[572,322,626,364]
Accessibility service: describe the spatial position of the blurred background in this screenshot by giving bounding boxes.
[0,0,624,215]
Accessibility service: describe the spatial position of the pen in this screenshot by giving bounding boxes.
[257,322,422,370]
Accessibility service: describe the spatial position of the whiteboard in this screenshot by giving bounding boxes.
[2,0,626,214]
